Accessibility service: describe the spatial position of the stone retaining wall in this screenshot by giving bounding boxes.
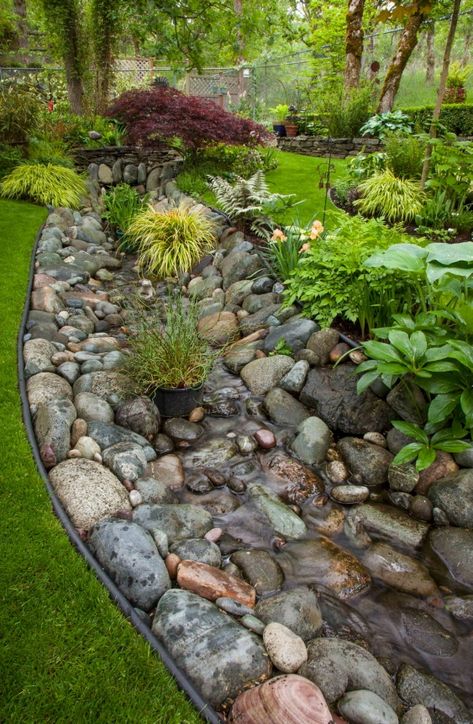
[72,145,184,195]
[277,136,382,158]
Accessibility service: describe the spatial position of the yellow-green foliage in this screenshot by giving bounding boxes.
[128,202,216,278]
[0,163,86,208]
[355,169,425,223]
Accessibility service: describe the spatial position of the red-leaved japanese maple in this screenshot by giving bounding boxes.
[107,86,272,150]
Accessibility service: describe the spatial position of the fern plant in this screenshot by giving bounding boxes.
[127,202,216,278]
[0,163,86,208]
[355,169,426,223]
[207,169,297,238]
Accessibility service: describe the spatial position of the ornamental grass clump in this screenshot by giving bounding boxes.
[355,169,425,223]
[128,202,215,278]
[124,294,219,391]
[0,163,86,208]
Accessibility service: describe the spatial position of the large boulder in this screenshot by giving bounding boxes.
[23,338,56,377]
[27,372,73,407]
[428,469,473,528]
[34,398,77,463]
[429,527,473,591]
[300,364,393,435]
[240,355,294,396]
[263,318,319,354]
[115,396,160,440]
[221,251,261,290]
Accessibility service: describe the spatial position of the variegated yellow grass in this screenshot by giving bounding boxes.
[128,202,216,278]
[0,163,86,208]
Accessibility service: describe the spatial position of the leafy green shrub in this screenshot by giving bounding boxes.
[360,111,413,138]
[0,144,22,180]
[384,132,425,179]
[0,163,86,207]
[191,143,273,178]
[284,214,426,334]
[0,81,42,145]
[355,169,426,223]
[401,103,473,135]
[40,110,124,148]
[347,151,386,181]
[296,112,328,136]
[102,184,145,248]
[446,61,471,89]
[320,85,373,138]
[27,138,74,168]
[128,202,215,278]
[425,135,473,211]
[175,170,214,201]
[208,170,299,239]
[124,293,219,392]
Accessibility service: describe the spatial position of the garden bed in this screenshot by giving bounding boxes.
[21,186,473,723]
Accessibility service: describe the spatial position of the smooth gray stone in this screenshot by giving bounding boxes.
[263,318,318,353]
[152,590,271,708]
[231,549,284,595]
[338,690,399,724]
[216,597,254,617]
[133,504,212,543]
[428,469,473,528]
[89,519,170,610]
[255,586,322,641]
[291,415,332,464]
[34,398,77,463]
[170,538,222,567]
[115,396,160,440]
[396,663,472,724]
[102,441,147,482]
[135,478,178,505]
[338,437,393,487]
[280,359,310,393]
[74,391,114,423]
[264,387,310,427]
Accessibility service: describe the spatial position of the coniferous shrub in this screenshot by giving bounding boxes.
[107,86,272,150]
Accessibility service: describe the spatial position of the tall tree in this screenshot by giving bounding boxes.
[425,23,435,82]
[344,0,365,90]
[421,0,462,186]
[90,0,126,113]
[377,1,433,112]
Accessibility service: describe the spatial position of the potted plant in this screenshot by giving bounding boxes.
[124,293,219,417]
[269,104,289,137]
[444,62,470,103]
[284,105,299,137]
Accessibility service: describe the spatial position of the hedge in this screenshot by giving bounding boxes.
[401,103,473,136]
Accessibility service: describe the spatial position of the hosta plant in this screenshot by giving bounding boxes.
[0,163,86,208]
[355,169,426,223]
[128,202,215,278]
[360,111,412,138]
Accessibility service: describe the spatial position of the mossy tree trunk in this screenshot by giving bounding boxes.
[425,24,435,83]
[344,0,365,91]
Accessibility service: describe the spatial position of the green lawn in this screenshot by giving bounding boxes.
[0,199,200,723]
[266,150,349,228]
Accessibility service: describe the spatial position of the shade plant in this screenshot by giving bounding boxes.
[360,111,413,139]
[107,86,272,150]
[355,169,426,223]
[102,184,145,250]
[128,202,215,279]
[0,81,42,145]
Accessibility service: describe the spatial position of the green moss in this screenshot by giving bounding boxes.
[0,199,200,723]
[265,150,348,227]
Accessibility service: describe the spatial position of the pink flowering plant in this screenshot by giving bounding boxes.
[263,218,325,281]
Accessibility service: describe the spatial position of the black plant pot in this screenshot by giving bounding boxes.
[273,123,287,137]
[151,385,204,418]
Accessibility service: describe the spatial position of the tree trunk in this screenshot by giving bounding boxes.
[421,0,462,188]
[12,0,28,55]
[377,11,424,113]
[344,0,365,91]
[62,1,84,114]
[425,24,435,83]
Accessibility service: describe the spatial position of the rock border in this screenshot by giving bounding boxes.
[17,220,223,724]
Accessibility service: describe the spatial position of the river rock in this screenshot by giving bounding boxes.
[429,527,473,591]
[300,365,393,435]
[164,418,203,442]
[243,292,277,315]
[386,382,427,425]
[74,391,114,423]
[345,504,429,550]
[23,338,56,377]
[89,519,170,610]
[49,458,131,529]
[306,328,340,365]
[337,437,393,486]
[428,469,473,528]
[134,477,177,504]
[188,275,222,300]
[102,441,147,481]
[262,451,324,504]
[180,437,238,467]
[225,279,254,306]
[229,675,333,724]
[280,539,371,600]
[72,370,129,406]
[401,706,432,724]
[291,416,332,464]
[263,318,319,354]
[115,396,160,439]
[170,538,221,567]
[389,464,419,493]
[264,387,310,426]
[239,304,282,337]
[34,398,76,463]
[223,342,261,374]
[248,484,307,539]
[299,638,400,711]
[444,595,473,622]
[87,421,154,458]
[231,549,284,595]
[263,622,307,673]
[27,372,73,406]
[221,251,261,290]
[241,355,294,396]
[338,690,399,724]
[72,435,101,460]
[255,587,322,641]
[416,452,459,495]
[31,286,65,313]
[396,664,472,724]
[144,454,184,490]
[152,589,271,708]
[280,360,310,394]
[57,361,81,384]
[362,543,438,597]
[331,484,370,504]
[177,559,256,607]
[132,503,212,542]
[198,311,239,346]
